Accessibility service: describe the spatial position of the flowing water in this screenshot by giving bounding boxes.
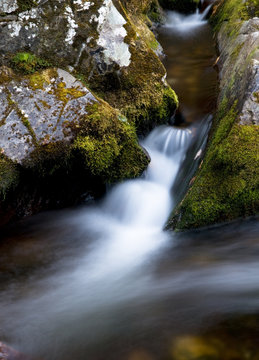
[158,7,217,124]
[0,6,259,360]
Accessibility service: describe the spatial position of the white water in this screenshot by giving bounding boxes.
[164,5,212,32]
[0,125,197,356]
[71,125,193,278]
[0,8,217,359]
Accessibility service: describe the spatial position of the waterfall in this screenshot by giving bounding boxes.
[164,3,212,32]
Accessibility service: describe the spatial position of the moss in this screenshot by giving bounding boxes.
[146,0,164,23]
[17,0,37,12]
[210,0,255,36]
[74,135,121,176]
[11,52,51,75]
[170,103,259,229]
[148,38,159,51]
[55,82,86,104]
[84,1,178,135]
[73,101,149,182]
[0,155,19,200]
[90,39,178,135]
[24,141,72,177]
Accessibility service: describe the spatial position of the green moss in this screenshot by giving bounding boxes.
[73,101,149,182]
[11,52,51,75]
[147,0,164,23]
[74,135,121,176]
[170,103,259,229]
[210,0,255,36]
[0,155,19,199]
[148,38,159,50]
[85,4,178,135]
[90,41,178,134]
[55,81,86,104]
[17,0,37,12]
[169,0,259,229]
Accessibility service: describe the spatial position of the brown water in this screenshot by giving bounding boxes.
[1,213,259,360]
[1,8,259,360]
[158,9,218,124]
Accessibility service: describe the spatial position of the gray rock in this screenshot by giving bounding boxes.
[217,17,259,125]
[0,67,97,164]
[0,0,18,14]
[0,0,132,74]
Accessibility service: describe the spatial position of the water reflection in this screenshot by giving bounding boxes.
[158,11,218,124]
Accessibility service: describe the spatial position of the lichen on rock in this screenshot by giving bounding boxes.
[0,64,149,224]
[0,0,178,135]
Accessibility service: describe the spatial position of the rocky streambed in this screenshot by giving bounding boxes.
[0,0,259,359]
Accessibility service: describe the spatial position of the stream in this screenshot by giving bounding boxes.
[1,7,259,360]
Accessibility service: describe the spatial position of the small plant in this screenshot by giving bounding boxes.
[11,52,51,74]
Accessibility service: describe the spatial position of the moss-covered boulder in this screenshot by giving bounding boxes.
[0,0,178,134]
[0,65,149,225]
[168,0,259,230]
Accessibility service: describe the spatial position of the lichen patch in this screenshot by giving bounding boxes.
[95,0,131,67]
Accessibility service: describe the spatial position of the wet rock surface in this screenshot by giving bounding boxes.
[169,0,259,230]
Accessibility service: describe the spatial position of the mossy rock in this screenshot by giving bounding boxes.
[168,0,259,230]
[210,0,259,34]
[73,101,150,182]
[10,52,51,75]
[0,65,150,225]
[169,104,259,230]
[0,155,19,200]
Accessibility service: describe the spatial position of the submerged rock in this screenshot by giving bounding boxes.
[170,313,259,360]
[169,0,259,230]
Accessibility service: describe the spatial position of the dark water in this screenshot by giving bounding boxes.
[158,10,218,124]
[0,214,259,360]
[1,8,259,360]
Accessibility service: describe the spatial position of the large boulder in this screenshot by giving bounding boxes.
[169,0,259,230]
[0,0,178,134]
[0,65,149,225]
[0,0,178,225]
